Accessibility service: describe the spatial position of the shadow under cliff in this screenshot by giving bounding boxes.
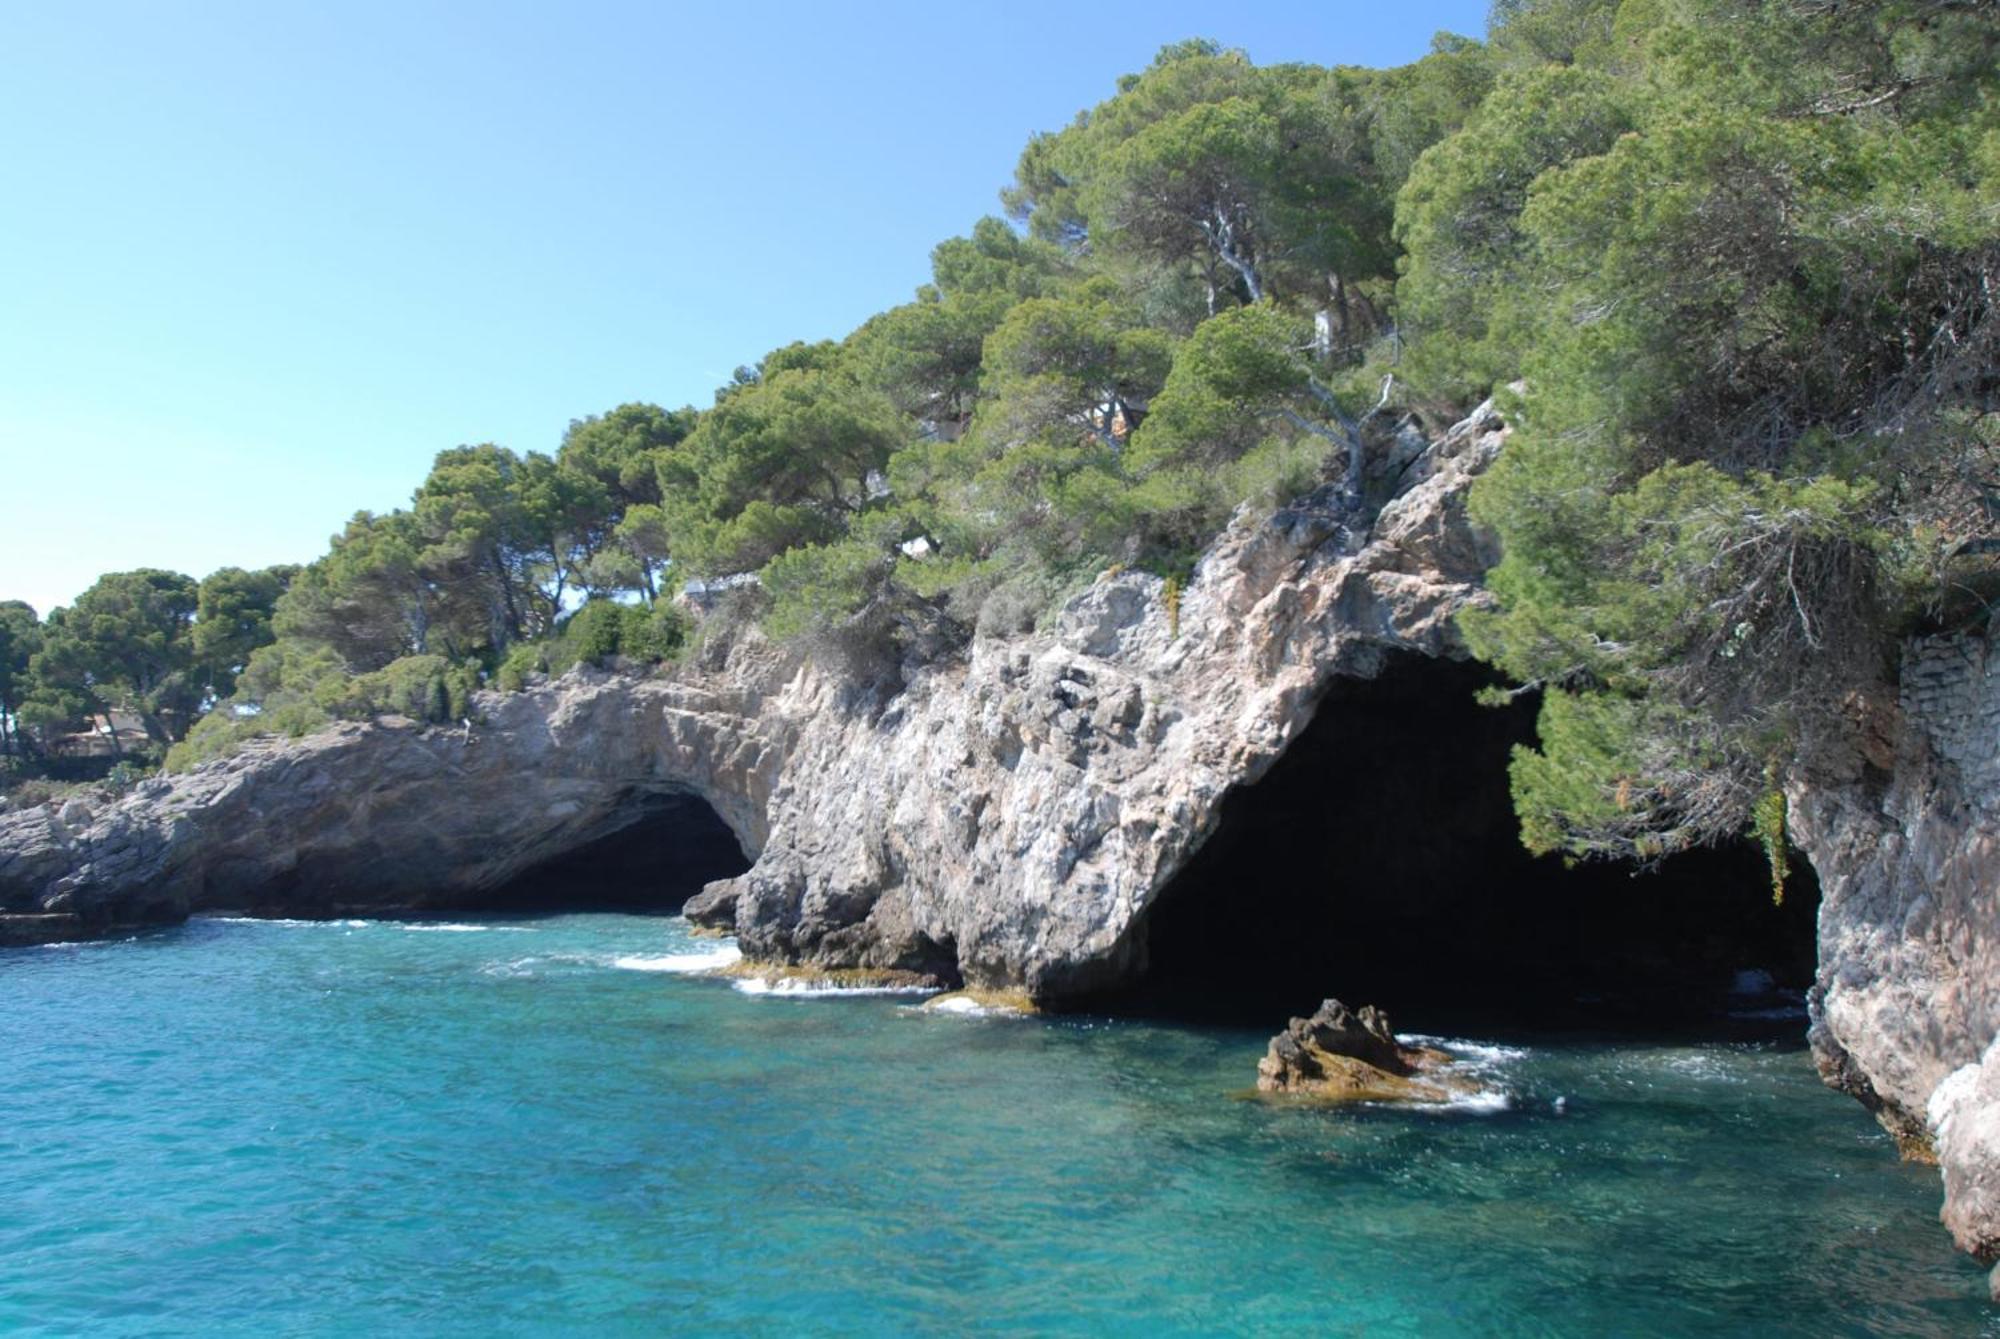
[1093,655,1819,1035]
[477,791,751,914]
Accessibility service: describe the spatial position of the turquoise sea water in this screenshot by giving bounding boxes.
[2,913,1992,1337]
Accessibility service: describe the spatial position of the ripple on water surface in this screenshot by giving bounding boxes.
[1,912,1993,1337]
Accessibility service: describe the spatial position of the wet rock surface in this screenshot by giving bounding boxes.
[1255,999,1463,1103]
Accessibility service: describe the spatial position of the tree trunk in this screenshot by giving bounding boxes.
[491,548,524,645]
[139,708,175,747]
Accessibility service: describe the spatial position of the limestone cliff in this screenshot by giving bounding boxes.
[0,403,1504,994]
[1790,633,2000,1289]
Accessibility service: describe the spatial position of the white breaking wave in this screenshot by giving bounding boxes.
[1659,1049,1749,1085]
[1430,1086,1514,1114]
[912,994,1032,1018]
[206,917,374,929]
[400,923,493,933]
[1401,1034,1531,1065]
[732,976,936,998]
[1397,1034,1530,1115]
[926,996,996,1016]
[613,945,743,974]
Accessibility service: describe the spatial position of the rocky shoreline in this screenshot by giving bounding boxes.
[5,402,1998,1287]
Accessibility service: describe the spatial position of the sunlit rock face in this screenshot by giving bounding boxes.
[714,403,1509,993]
[1790,634,2000,1281]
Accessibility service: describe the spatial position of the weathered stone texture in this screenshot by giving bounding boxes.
[1791,632,2000,1271]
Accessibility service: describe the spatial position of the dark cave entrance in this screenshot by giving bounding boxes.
[479,791,751,914]
[1107,655,1820,1033]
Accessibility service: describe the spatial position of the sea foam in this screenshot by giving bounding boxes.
[1398,1034,1530,1114]
[732,976,935,998]
[613,945,744,973]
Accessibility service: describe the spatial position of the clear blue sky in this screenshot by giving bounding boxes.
[0,1,1491,617]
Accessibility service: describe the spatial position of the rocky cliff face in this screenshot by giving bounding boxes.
[1790,633,2000,1289]
[0,406,1503,982]
[720,409,1504,994]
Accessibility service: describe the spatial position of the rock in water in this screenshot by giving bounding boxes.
[683,874,745,931]
[1256,999,1464,1103]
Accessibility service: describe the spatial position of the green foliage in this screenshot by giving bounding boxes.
[975,283,1174,452]
[1363,33,1497,192]
[556,599,687,668]
[193,565,295,698]
[1130,304,1315,471]
[1752,780,1790,908]
[1487,0,1625,69]
[493,600,689,692]
[846,220,1074,431]
[344,655,481,725]
[558,402,697,507]
[1393,64,1634,403]
[0,600,42,759]
[1440,0,2000,861]
[670,367,906,576]
[166,640,473,770]
[27,569,203,747]
[274,511,434,670]
[1007,40,1402,320]
[761,540,888,641]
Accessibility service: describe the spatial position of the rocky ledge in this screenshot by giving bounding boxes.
[1256,999,1466,1104]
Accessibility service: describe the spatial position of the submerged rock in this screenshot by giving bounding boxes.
[1255,999,1464,1103]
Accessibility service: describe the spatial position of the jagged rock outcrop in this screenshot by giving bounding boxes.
[0,403,1505,982]
[1255,999,1462,1103]
[1790,633,2000,1291]
[715,404,1505,993]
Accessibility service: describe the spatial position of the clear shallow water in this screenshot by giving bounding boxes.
[2,914,1991,1337]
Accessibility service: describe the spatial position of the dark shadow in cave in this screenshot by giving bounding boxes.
[1095,655,1820,1035]
[478,790,750,914]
